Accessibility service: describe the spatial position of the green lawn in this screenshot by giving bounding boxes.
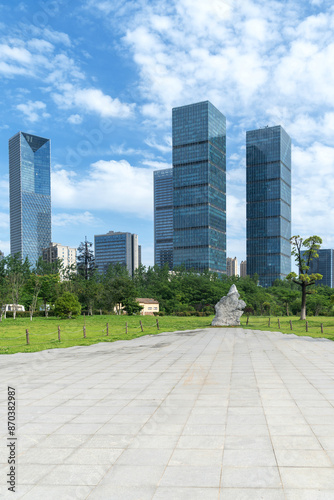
[1,314,334,355]
[240,315,334,341]
[0,315,214,354]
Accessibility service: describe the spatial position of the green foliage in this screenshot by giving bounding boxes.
[54,292,81,318]
[288,235,323,319]
[77,239,95,280]
[122,298,143,315]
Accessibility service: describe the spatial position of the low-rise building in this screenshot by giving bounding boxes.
[136,298,159,315]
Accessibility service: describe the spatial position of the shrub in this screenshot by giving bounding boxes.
[54,292,81,319]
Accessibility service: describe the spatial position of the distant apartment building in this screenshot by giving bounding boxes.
[9,132,51,265]
[227,257,238,277]
[304,249,334,288]
[94,231,139,276]
[173,101,226,274]
[42,243,77,270]
[246,125,291,287]
[154,168,173,269]
[240,260,247,277]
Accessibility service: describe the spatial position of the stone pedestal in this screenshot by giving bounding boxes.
[211,284,246,326]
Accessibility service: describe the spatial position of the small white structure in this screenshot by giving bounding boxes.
[136,298,159,315]
[3,304,25,312]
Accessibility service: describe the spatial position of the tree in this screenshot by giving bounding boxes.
[287,235,323,320]
[77,237,95,280]
[39,274,60,316]
[54,292,81,318]
[73,270,102,315]
[0,257,9,320]
[23,274,41,321]
[122,298,143,315]
[101,263,136,314]
[6,254,31,319]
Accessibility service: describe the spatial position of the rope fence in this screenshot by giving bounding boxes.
[1,318,161,349]
[264,317,326,334]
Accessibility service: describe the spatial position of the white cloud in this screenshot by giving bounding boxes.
[27,38,54,53]
[0,44,31,64]
[16,100,50,122]
[67,114,83,125]
[292,142,334,241]
[53,85,135,118]
[52,211,99,227]
[145,135,172,153]
[141,160,171,169]
[52,160,154,218]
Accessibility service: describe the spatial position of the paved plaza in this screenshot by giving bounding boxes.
[2,327,334,499]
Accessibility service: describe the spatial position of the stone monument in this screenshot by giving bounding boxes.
[211,284,246,326]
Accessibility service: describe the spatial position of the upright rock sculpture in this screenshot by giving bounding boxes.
[211,284,246,326]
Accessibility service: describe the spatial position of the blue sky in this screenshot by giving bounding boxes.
[0,0,333,270]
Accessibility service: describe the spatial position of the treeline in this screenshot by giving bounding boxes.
[0,253,333,318]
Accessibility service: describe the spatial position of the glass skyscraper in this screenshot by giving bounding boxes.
[304,249,334,288]
[9,132,51,266]
[246,125,291,287]
[94,231,139,276]
[173,101,226,273]
[154,168,173,269]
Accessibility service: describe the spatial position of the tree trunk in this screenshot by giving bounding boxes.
[286,303,289,316]
[300,283,307,320]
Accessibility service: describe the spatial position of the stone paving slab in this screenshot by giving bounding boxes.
[1,328,334,498]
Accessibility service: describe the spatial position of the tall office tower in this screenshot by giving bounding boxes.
[42,243,77,269]
[173,101,226,273]
[240,260,247,277]
[304,249,334,288]
[246,125,291,287]
[154,168,173,269]
[9,132,51,265]
[226,257,238,277]
[94,231,139,276]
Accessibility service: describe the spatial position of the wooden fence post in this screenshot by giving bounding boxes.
[140,320,144,332]
[106,322,109,336]
[26,329,29,345]
[125,322,128,334]
[321,323,323,334]
[83,325,86,338]
[306,321,308,332]
[58,325,61,342]
[268,318,271,326]
[156,318,159,330]
[278,318,281,329]
[290,320,293,330]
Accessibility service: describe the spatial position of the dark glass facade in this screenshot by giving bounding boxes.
[304,249,334,288]
[9,132,51,266]
[172,101,226,273]
[246,125,291,287]
[154,168,173,268]
[94,231,139,276]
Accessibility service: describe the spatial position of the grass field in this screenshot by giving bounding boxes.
[0,315,213,355]
[240,315,334,341]
[1,314,334,355]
